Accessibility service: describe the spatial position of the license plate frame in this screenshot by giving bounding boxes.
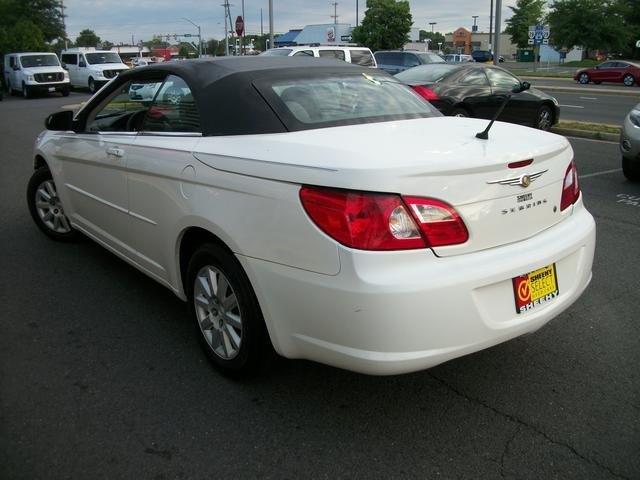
[48,87,55,92]
[512,264,559,314]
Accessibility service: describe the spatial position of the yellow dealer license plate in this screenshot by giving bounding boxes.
[512,264,559,314]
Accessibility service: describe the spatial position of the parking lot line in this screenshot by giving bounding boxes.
[579,97,598,100]
[559,104,585,108]
[580,168,622,178]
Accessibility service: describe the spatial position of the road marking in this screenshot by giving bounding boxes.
[580,168,622,178]
[566,136,619,145]
[579,96,598,100]
[559,104,585,108]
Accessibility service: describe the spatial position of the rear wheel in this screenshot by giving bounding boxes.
[186,243,273,376]
[578,73,590,84]
[536,105,553,131]
[622,157,640,181]
[450,107,470,118]
[623,74,635,87]
[27,166,81,241]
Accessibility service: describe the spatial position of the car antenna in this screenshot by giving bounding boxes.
[476,81,531,140]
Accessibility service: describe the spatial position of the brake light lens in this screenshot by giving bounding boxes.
[411,85,439,101]
[299,186,468,250]
[560,160,580,211]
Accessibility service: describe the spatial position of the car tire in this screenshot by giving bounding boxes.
[623,74,635,87]
[186,243,273,377]
[27,166,81,242]
[61,88,70,97]
[622,157,640,181]
[578,73,590,84]
[22,82,30,99]
[536,105,553,131]
[450,107,470,118]
[88,77,96,93]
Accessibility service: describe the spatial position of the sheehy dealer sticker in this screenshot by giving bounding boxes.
[512,264,559,314]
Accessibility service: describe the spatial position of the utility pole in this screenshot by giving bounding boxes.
[261,8,263,36]
[268,0,274,50]
[429,22,437,33]
[61,0,68,49]
[472,15,478,32]
[241,0,245,55]
[493,0,501,65]
[356,0,358,26]
[330,2,339,24]
[489,0,494,52]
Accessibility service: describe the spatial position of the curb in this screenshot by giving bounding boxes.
[551,127,620,142]
[534,84,640,97]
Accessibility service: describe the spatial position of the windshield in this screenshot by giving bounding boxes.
[261,73,441,130]
[260,49,293,56]
[20,54,60,68]
[396,64,459,83]
[85,52,123,65]
[417,53,446,64]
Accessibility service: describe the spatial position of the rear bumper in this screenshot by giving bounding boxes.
[239,202,596,375]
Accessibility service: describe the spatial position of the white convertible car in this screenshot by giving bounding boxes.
[28,57,595,375]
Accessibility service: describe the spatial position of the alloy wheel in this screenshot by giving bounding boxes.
[579,73,589,84]
[193,266,243,360]
[34,180,72,234]
[537,107,552,130]
[624,75,635,87]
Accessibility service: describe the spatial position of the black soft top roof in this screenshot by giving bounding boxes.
[115,57,387,136]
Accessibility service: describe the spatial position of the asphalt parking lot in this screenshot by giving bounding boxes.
[1,93,639,479]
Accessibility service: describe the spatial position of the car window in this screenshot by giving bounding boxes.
[260,48,293,56]
[485,68,520,90]
[599,62,615,69]
[395,64,459,83]
[85,79,164,133]
[20,54,60,68]
[404,54,420,68]
[318,50,346,61]
[85,52,122,64]
[417,53,446,64]
[376,52,402,66]
[459,69,490,86]
[349,49,374,67]
[9,56,16,68]
[61,54,77,65]
[142,75,201,133]
[293,50,314,57]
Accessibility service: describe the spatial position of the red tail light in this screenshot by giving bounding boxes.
[411,85,439,101]
[560,160,580,211]
[299,186,468,251]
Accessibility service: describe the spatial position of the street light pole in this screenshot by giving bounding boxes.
[268,0,274,50]
[182,17,202,57]
[489,0,494,52]
[493,0,501,65]
[429,22,437,33]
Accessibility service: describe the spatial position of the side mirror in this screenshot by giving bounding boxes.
[512,81,531,93]
[13,65,20,71]
[45,110,74,131]
[62,64,68,70]
[79,61,86,68]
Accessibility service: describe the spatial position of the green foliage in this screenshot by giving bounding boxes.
[75,29,101,48]
[420,31,445,49]
[505,0,546,48]
[547,0,631,53]
[351,0,412,51]
[0,19,46,53]
[0,0,65,58]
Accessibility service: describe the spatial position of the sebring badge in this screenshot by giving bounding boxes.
[487,169,548,188]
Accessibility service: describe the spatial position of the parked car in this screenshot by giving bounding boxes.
[3,52,70,98]
[444,54,474,63]
[374,50,445,74]
[132,58,158,68]
[60,48,129,93]
[395,63,560,130]
[620,104,640,181]
[28,57,594,376]
[471,50,504,63]
[574,60,640,86]
[260,45,376,67]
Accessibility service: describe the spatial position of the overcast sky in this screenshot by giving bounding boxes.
[64,0,518,44]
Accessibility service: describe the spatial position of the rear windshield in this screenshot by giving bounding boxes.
[260,49,293,56]
[20,54,60,68]
[257,72,441,130]
[396,64,459,83]
[417,53,446,64]
[85,52,123,64]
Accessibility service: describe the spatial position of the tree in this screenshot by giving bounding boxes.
[547,0,631,54]
[351,0,412,51]
[101,40,114,50]
[420,31,445,50]
[505,0,546,48]
[75,29,101,48]
[0,19,46,53]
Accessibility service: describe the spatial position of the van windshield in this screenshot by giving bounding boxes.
[20,54,60,68]
[85,52,123,64]
[259,49,293,56]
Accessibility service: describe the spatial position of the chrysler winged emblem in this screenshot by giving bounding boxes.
[486,169,548,188]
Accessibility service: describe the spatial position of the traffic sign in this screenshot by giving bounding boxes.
[528,24,549,46]
[235,16,244,36]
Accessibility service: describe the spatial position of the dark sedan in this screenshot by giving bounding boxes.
[574,60,640,87]
[395,63,560,130]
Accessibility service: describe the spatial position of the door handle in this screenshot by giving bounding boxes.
[106,147,124,158]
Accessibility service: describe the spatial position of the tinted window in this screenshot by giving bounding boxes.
[20,54,60,68]
[85,52,122,64]
[598,62,615,69]
[260,48,293,56]
[142,75,201,133]
[318,50,346,61]
[459,69,490,86]
[349,49,374,66]
[86,79,163,132]
[292,50,314,57]
[485,68,520,90]
[266,74,440,127]
[403,54,420,68]
[375,52,402,66]
[9,56,16,68]
[396,64,459,83]
[417,53,446,64]
[61,54,77,65]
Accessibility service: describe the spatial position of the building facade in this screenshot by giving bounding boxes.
[445,27,517,58]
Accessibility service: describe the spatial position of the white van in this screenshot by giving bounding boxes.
[260,45,377,67]
[60,48,129,93]
[3,52,70,98]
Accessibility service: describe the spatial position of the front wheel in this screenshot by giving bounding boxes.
[61,88,70,97]
[623,74,635,87]
[578,73,590,84]
[27,166,81,241]
[622,157,640,181]
[536,105,553,131]
[186,243,273,376]
[22,82,30,99]
[88,77,97,93]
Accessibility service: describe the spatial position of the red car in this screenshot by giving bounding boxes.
[574,60,640,87]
